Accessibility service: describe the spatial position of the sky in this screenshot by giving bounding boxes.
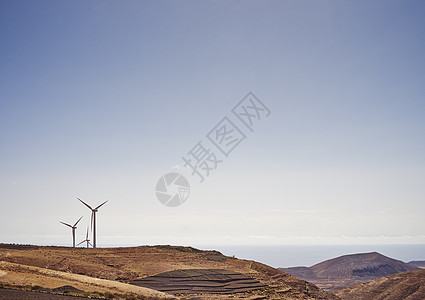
[1,0,425,250]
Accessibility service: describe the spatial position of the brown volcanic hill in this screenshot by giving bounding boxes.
[281,266,317,280]
[408,260,425,268]
[0,244,338,300]
[334,268,425,300]
[311,252,418,278]
[281,252,419,291]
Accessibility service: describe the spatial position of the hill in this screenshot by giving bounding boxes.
[280,252,419,291]
[0,244,338,299]
[0,259,173,299]
[408,260,425,268]
[334,268,425,299]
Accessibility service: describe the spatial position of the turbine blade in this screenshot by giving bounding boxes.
[88,241,93,247]
[77,198,93,210]
[95,200,108,210]
[76,240,85,246]
[60,221,72,228]
[73,216,83,227]
[90,212,94,230]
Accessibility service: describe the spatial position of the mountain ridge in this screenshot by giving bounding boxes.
[280,251,419,291]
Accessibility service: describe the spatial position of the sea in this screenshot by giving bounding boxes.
[193,244,425,268]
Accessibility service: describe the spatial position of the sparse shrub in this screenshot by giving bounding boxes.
[82,292,92,297]
[87,292,103,298]
[103,291,115,299]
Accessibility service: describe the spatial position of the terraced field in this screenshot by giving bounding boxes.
[132,269,267,294]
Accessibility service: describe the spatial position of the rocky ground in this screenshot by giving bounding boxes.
[334,268,425,300]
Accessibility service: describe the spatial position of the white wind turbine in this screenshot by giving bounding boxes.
[60,216,83,248]
[77,226,92,248]
[77,198,108,248]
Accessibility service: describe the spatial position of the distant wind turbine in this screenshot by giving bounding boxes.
[77,198,108,248]
[77,226,92,248]
[60,216,83,248]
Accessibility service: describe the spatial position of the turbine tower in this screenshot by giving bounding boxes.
[60,216,83,248]
[77,226,92,248]
[78,198,108,248]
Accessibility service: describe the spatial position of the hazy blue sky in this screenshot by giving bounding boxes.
[1,0,425,248]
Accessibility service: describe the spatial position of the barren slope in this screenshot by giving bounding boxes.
[0,260,174,299]
[334,269,425,300]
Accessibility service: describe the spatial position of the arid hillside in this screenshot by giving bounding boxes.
[335,268,425,300]
[0,244,338,299]
[0,260,173,299]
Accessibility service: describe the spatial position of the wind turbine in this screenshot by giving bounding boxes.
[77,198,108,248]
[77,226,92,248]
[60,216,83,248]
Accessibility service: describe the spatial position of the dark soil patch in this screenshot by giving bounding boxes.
[0,287,92,299]
[52,285,85,294]
[0,244,39,250]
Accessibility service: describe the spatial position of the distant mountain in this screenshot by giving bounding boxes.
[335,269,425,300]
[280,252,420,291]
[409,260,425,268]
[311,251,418,278]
